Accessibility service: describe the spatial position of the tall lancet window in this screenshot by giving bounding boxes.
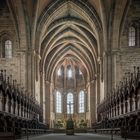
[56,91,62,113]
[79,69,82,75]
[79,90,85,113]
[68,68,72,78]
[67,93,74,114]
[57,68,61,76]
[129,26,136,47]
[5,40,12,58]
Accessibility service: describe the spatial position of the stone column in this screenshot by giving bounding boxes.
[45,81,51,126]
[25,49,35,96]
[111,51,118,88]
[32,51,36,97]
[103,53,111,97]
[88,80,97,126]
[97,59,101,105]
[50,83,54,128]
[86,84,90,127]
[40,71,45,122]
[18,51,26,91]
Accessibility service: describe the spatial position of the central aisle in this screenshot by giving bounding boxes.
[21,133,134,140]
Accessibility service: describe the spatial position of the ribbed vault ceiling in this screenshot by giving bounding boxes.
[36,0,103,82]
[37,0,113,20]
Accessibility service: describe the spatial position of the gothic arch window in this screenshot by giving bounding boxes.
[56,91,62,113]
[79,69,82,75]
[68,68,72,78]
[79,90,85,113]
[129,26,136,47]
[57,68,61,76]
[67,93,74,114]
[4,40,12,58]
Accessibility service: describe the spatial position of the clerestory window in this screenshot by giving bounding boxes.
[129,26,136,47]
[4,40,12,58]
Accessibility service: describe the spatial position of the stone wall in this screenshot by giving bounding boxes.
[115,0,140,84]
[116,49,140,84]
[0,1,26,87]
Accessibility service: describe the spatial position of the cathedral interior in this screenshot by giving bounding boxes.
[0,0,140,139]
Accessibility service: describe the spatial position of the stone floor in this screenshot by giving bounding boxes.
[20,133,135,140]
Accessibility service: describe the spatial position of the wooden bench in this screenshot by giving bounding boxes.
[95,128,121,135]
[0,132,15,140]
[125,132,140,139]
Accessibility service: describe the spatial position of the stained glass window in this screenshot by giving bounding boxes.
[68,68,72,78]
[129,27,136,46]
[79,69,82,75]
[79,90,85,113]
[57,68,61,76]
[56,91,62,113]
[5,40,12,58]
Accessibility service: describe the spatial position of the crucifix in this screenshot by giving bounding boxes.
[68,101,73,118]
